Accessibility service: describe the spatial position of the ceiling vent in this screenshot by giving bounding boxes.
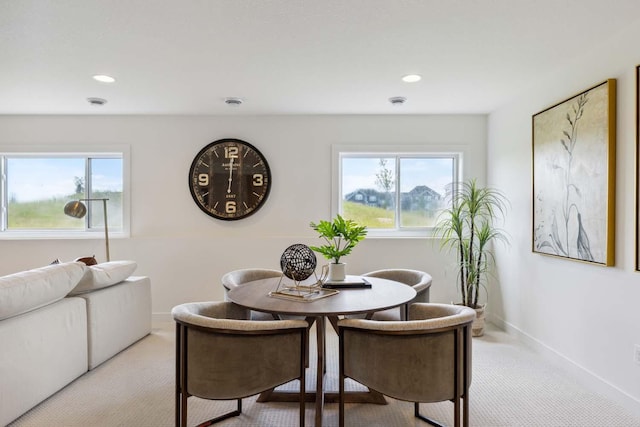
[388,96,407,106]
[224,97,243,106]
[87,97,107,106]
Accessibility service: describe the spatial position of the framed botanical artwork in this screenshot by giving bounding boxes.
[532,79,616,266]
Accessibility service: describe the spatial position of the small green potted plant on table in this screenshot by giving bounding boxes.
[433,179,509,336]
[310,214,367,281]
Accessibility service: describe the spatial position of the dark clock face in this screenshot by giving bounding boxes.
[189,139,271,220]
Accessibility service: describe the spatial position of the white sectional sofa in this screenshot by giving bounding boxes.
[0,261,151,426]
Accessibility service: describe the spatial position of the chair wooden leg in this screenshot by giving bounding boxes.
[304,317,316,368]
[178,323,190,427]
[175,323,181,427]
[453,328,461,427]
[415,403,446,427]
[300,377,305,427]
[181,394,188,427]
[338,382,345,426]
[339,331,345,427]
[463,324,470,427]
[194,400,241,427]
[463,395,469,427]
[300,329,306,427]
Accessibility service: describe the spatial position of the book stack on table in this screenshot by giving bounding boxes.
[321,277,372,289]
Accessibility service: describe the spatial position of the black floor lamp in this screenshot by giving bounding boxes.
[63,198,110,262]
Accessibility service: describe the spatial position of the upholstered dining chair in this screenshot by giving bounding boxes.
[338,303,475,427]
[221,268,283,320]
[361,269,433,321]
[172,301,308,427]
[222,268,315,367]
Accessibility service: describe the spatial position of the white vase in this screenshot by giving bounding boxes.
[328,263,346,281]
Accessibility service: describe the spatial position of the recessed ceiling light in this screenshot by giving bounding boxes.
[402,74,421,83]
[93,75,116,83]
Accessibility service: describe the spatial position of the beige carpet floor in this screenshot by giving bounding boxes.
[8,322,640,427]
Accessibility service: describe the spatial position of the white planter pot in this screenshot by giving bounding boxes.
[471,304,486,337]
[328,263,346,281]
[455,303,486,337]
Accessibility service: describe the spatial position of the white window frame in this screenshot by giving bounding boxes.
[332,144,463,238]
[0,144,131,240]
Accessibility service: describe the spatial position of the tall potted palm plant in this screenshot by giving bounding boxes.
[433,179,509,336]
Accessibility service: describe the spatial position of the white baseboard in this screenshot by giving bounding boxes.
[488,313,640,419]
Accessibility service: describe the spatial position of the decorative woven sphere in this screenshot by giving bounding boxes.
[280,244,317,281]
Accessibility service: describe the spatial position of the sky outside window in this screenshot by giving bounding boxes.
[4,156,124,231]
[342,156,454,196]
[7,157,122,202]
[7,158,84,202]
[91,158,123,193]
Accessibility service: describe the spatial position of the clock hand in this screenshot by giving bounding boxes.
[227,157,234,193]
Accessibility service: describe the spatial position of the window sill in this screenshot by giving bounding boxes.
[364,229,438,239]
[0,231,129,240]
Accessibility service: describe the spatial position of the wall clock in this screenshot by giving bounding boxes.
[188,138,271,221]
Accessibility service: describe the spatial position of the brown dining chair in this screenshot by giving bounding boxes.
[173,301,308,427]
[222,268,314,367]
[338,303,475,427]
[221,268,283,320]
[360,269,433,320]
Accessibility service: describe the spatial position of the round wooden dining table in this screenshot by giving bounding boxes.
[227,275,416,427]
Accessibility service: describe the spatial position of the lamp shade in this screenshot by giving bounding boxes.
[63,201,87,218]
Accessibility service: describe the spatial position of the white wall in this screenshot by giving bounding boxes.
[0,114,486,319]
[487,21,640,416]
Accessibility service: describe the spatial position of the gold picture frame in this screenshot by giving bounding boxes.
[532,79,616,266]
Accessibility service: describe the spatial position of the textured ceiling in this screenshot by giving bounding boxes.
[1,1,639,115]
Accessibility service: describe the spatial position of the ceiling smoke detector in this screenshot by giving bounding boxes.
[388,96,407,106]
[224,97,243,106]
[87,97,107,106]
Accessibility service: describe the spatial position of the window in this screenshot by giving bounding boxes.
[334,147,460,237]
[0,149,128,238]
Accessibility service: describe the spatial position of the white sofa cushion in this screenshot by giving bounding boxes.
[0,261,86,321]
[0,297,88,426]
[79,276,151,369]
[69,260,138,295]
